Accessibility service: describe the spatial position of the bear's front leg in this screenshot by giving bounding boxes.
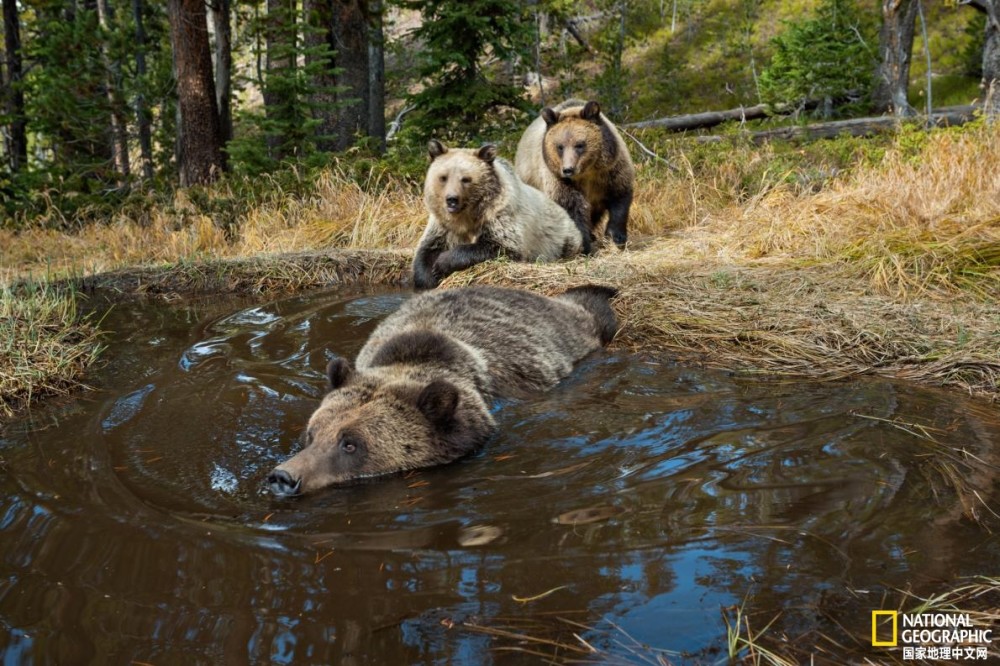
[558,190,594,254]
[431,235,506,283]
[414,236,448,290]
[605,189,632,248]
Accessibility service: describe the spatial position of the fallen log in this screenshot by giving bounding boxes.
[627,103,775,131]
[624,92,857,132]
[693,105,977,144]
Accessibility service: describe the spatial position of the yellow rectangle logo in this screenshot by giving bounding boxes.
[871,610,898,646]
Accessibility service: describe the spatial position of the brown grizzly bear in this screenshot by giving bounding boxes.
[514,99,636,254]
[266,284,617,496]
[413,140,582,290]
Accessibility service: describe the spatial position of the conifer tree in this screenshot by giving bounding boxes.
[759,0,875,116]
[396,0,533,139]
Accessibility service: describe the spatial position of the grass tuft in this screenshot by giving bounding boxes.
[0,282,103,420]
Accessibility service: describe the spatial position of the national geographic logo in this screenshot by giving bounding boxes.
[872,611,898,647]
[872,610,993,661]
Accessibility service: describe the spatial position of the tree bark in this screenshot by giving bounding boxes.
[959,1,1000,115]
[871,0,919,116]
[976,0,1000,115]
[304,0,372,153]
[367,0,385,152]
[2,0,28,173]
[210,0,233,151]
[167,0,225,186]
[96,0,131,180]
[132,0,154,181]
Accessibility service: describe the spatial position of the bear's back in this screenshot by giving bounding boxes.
[358,287,603,398]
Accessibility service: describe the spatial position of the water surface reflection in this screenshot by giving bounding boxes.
[1,288,998,664]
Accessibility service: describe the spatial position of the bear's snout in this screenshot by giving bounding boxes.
[267,468,302,498]
[445,195,461,213]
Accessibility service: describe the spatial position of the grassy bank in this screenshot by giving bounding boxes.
[0,283,102,420]
[1,121,998,421]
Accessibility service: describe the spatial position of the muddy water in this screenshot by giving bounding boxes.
[2,288,999,665]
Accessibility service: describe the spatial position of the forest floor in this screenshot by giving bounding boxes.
[2,121,999,420]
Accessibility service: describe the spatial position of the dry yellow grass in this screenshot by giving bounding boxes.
[0,165,426,281]
[0,283,102,419]
[645,122,1000,297]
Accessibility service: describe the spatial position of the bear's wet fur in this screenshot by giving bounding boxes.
[412,140,583,290]
[267,285,617,495]
[514,99,636,253]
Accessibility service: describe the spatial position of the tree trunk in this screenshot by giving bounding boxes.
[961,0,1000,116]
[132,0,154,181]
[96,0,131,180]
[981,1,1000,115]
[210,0,233,151]
[367,0,385,152]
[871,0,919,116]
[304,0,371,153]
[167,0,225,186]
[264,0,295,159]
[2,0,28,173]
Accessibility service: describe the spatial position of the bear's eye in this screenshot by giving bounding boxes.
[575,142,586,153]
[556,144,564,155]
[460,176,472,184]
[439,175,447,183]
[339,433,361,454]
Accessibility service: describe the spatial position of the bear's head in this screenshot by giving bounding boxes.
[424,141,501,234]
[267,357,490,496]
[541,100,605,182]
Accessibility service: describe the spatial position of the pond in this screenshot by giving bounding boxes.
[1,287,998,664]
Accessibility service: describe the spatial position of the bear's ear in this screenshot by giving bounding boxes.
[541,107,560,126]
[427,139,447,161]
[581,101,601,122]
[416,380,459,430]
[326,357,354,390]
[477,144,497,164]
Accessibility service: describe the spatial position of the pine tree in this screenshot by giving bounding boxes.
[227,0,342,173]
[759,0,876,116]
[396,0,534,140]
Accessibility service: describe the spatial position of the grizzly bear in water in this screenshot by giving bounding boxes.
[514,99,635,253]
[412,140,582,290]
[267,285,617,496]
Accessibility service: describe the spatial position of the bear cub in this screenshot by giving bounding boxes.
[267,284,617,496]
[412,140,583,290]
[515,99,636,254]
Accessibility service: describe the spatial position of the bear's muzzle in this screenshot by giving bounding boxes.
[267,468,302,498]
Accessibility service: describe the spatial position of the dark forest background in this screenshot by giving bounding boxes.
[1,0,998,223]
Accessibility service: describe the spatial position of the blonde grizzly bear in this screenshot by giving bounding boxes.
[412,140,583,290]
[515,99,635,254]
[266,284,618,495]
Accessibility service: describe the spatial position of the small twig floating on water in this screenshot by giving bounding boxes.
[512,585,569,603]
